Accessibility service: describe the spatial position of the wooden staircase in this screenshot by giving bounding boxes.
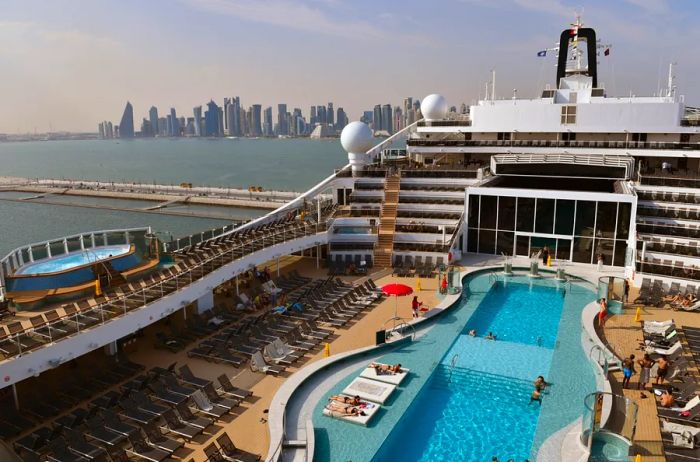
[374,174,400,267]
[93,261,127,289]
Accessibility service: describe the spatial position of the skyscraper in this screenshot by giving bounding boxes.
[263,107,273,137]
[227,97,241,136]
[193,106,202,137]
[336,107,348,130]
[373,105,382,132]
[169,108,179,136]
[277,104,288,136]
[251,104,262,136]
[157,117,167,136]
[119,101,134,138]
[98,122,105,139]
[140,118,153,137]
[204,100,221,137]
[218,107,224,137]
[148,106,158,137]
[310,106,317,125]
[327,103,334,127]
[317,105,326,125]
[382,104,393,134]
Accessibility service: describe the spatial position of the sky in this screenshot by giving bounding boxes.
[0,0,699,133]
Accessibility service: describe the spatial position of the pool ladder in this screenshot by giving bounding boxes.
[447,354,459,383]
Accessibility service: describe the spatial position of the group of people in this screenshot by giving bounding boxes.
[621,353,670,390]
[529,376,549,405]
[326,395,367,416]
[468,329,497,340]
[665,291,697,308]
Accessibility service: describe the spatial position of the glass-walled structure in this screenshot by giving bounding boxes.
[464,187,636,267]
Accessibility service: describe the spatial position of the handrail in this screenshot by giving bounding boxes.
[448,353,459,383]
[0,221,330,363]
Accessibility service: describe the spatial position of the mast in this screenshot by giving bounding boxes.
[491,69,496,101]
[667,62,676,98]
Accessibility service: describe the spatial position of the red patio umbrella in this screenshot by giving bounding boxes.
[382,283,414,320]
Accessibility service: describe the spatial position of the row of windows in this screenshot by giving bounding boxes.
[467,196,631,240]
[466,230,628,267]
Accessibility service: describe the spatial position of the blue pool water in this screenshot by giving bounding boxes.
[463,281,565,348]
[312,272,598,462]
[15,244,131,275]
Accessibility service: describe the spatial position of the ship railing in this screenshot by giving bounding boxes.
[0,227,152,301]
[407,138,700,150]
[0,221,330,362]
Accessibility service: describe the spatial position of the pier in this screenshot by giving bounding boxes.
[0,176,301,210]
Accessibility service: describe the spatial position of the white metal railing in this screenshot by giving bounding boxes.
[0,227,152,300]
[0,221,329,362]
[492,153,633,168]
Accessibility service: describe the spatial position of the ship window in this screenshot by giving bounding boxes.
[498,196,516,231]
[561,132,576,141]
[497,132,512,141]
[516,198,535,232]
[560,105,577,124]
[631,133,647,142]
[591,88,605,97]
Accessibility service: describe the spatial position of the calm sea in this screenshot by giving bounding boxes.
[0,138,348,191]
[0,138,348,256]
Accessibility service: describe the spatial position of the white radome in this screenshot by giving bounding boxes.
[421,94,448,121]
[340,121,374,154]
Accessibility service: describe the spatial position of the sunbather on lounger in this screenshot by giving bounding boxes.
[660,389,675,408]
[369,363,403,374]
[329,395,361,406]
[325,402,366,416]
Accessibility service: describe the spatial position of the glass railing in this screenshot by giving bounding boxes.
[581,392,638,454]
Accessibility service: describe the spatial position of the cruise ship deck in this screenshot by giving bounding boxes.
[1,18,700,462]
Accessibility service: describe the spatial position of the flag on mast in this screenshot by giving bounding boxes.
[537,50,547,57]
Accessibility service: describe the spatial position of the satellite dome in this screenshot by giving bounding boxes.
[340,121,374,154]
[421,94,448,121]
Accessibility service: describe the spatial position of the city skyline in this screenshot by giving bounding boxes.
[1,0,699,133]
[97,97,416,138]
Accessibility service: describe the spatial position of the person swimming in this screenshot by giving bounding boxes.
[534,376,549,391]
[486,332,497,340]
[468,329,477,337]
[529,389,542,405]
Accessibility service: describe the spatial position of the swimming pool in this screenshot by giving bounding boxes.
[312,271,597,461]
[15,244,132,275]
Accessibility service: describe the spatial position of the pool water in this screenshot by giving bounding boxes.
[463,280,565,348]
[313,272,597,462]
[15,244,131,275]
[377,366,540,461]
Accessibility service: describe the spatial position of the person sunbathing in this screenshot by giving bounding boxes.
[659,389,675,408]
[329,395,361,406]
[326,401,366,416]
[369,363,403,374]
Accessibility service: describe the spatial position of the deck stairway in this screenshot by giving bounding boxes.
[93,261,126,288]
[374,174,400,267]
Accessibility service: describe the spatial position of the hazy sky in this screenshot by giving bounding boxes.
[1,0,698,133]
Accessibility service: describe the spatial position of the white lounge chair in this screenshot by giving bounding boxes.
[250,351,284,375]
[662,420,700,449]
[652,341,682,357]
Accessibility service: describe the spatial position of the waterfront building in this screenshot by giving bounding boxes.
[148,106,158,137]
[140,118,153,137]
[327,103,334,127]
[373,104,382,132]
[97,122,105,139]
[381,103,393,134]
[185,117,195,136]
[118,101,134,138]
[157,117,167,136]
[204,100,221,137]
[336,107,348,130]
[105,121,113,138]
[193,105,202,137]
[277,103,288,136]
[251,104,263,136]
[169,107,179,136]
[310,106,317,125]
[263,106,273,137]
[361,110,373,125]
